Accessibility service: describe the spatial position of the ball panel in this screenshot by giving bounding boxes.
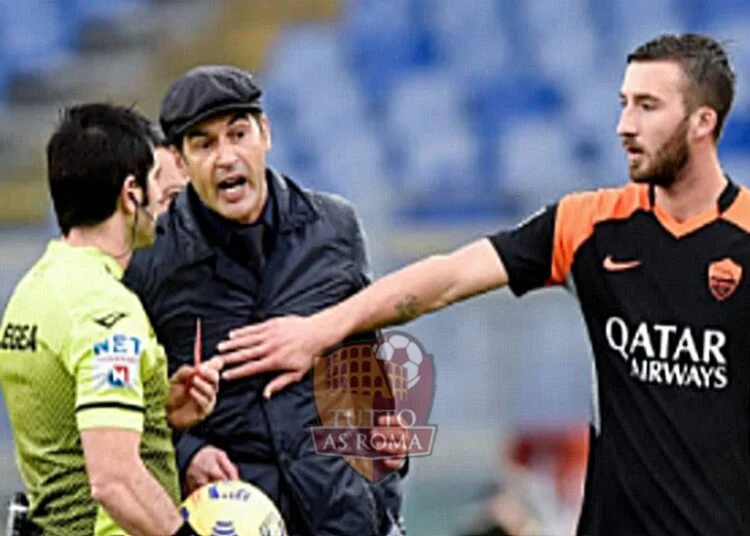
[181,481,287,536]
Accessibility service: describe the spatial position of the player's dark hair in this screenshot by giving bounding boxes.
[47,103,155,235]
[628,33,735,140]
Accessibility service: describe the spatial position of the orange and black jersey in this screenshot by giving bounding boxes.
[489,180,750,536]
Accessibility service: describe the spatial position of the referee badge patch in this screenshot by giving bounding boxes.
[91,334,142,391]
[708,258,742,302]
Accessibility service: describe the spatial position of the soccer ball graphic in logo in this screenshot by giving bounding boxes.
[312,330,436,481]
[376,333,424,389]
[180,481,286,536]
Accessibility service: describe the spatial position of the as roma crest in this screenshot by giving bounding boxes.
[310,331,437,482]
[708,258,742,301]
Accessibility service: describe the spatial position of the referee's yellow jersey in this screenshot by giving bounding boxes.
[0,240,180,535]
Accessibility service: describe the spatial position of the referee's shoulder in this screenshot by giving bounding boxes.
[50,258,140,320]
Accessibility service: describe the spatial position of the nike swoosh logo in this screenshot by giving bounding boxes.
[603,255,642,272]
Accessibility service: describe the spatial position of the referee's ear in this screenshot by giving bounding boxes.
[121,175,141,216]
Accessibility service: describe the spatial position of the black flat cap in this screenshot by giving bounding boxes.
[159,65,263,145]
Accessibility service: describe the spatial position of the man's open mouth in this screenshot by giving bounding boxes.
[217,176,248,191]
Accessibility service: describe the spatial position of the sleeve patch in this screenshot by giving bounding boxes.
[91,334,142,391]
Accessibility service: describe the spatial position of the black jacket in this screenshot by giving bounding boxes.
[123,169,405,535]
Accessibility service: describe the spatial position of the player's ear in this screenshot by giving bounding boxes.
[691,106,718,141]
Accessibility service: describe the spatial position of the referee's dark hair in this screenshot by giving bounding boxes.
[47,103,155,235]
[627,33,736,141]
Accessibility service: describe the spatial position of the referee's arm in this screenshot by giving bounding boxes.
[70,315,199,536]
[81,428,186,536]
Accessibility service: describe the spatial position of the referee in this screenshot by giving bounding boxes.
[0,103,221,536]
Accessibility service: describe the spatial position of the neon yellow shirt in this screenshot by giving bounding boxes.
[0,240,179,535]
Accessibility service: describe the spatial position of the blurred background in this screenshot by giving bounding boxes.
[2,0,750,534]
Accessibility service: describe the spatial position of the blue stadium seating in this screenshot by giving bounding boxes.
[0,0,74,80]
[0,0,148,100]
[305,0,750,219]
[3,0,750,219]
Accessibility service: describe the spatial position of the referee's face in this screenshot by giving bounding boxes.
[180,112,271,224]
[617,60,691,187]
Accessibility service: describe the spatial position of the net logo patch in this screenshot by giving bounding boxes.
[107,364,131,387]
[91,334,141,391]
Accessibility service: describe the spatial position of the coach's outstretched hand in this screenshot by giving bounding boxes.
[217,316,327,398]
[167,357,223,430]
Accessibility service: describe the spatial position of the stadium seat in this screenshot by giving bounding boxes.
[719,115,750,155]
[387,70,466,141]
[428,0,508,79]
[65,0,148,28]
[258,0,750,221]
[678,0,750,29]
[467,74,565,140]
[496,117,593,213]
[0,0,75,78]
[521,0,599,83]
[338,0,436,112]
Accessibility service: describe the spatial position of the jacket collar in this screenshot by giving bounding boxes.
[159,167,319,265]
[268,167,319,232]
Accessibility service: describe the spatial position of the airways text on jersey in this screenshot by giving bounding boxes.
[605,317,728,390]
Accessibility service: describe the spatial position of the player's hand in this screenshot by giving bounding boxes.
[216,316,327,398]
[185,445,240,494]
[371,414,409,471]
[166,357,223,430]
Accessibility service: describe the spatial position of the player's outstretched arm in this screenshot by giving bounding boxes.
[219,238,508,395]
[325,237,509,332]
[82,429,196,536]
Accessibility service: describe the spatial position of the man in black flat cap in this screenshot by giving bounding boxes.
[123,66,407,536]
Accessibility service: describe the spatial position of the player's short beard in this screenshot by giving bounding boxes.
[629,115,690,188]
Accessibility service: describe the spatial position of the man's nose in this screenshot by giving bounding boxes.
[216,140,238,167]
[617,106,637,137]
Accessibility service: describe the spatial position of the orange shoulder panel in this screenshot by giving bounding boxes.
[721,186,750,234]
[550,183,649,284]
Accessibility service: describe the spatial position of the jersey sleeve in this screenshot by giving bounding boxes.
[64,314,150,433]
[488,189,644,296]
[488,204,559,296]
